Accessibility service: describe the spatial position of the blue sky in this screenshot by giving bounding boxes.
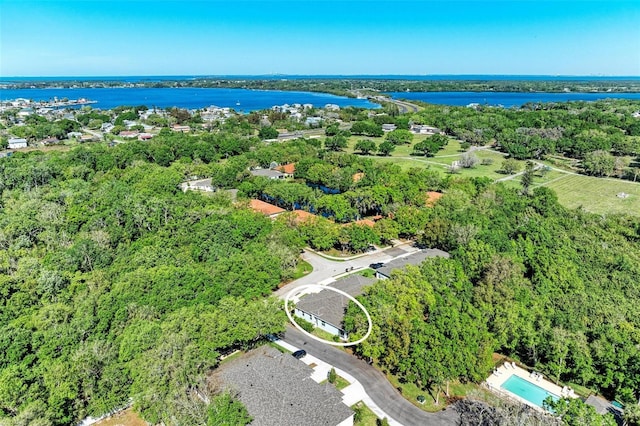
[1,0,639,76]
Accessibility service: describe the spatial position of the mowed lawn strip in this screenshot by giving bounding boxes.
[544,174,640,215]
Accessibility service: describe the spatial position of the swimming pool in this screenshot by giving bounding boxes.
[501,375,559,409]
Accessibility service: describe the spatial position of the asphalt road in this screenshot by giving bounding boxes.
[283,326,460,426]
[274,244,418,299]
[372,96,421,113]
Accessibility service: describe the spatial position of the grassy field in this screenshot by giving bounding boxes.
[542,173,640,215]
[384,371,484,413]
[346,137,640,216]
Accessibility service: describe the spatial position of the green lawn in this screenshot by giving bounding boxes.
[352,402,379,426]
[334,374,351,390]
[348,137,640,216]
[384,371,483,413]
[543,173,640,215]
[291,260,312,280]
[321,374,351,391]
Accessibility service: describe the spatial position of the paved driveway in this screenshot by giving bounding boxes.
[274,243,418,298]
[283,326,460,426]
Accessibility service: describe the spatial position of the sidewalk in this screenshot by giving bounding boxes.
[272,338,402,426]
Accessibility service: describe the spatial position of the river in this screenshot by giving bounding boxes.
[0,87,377,111]
[385,91,640,108]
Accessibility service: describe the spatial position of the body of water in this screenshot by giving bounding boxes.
[386,91,640,108]
[2,86,640,112]
[0,87,377,112]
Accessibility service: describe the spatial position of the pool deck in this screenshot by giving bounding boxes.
[485,363,577,411]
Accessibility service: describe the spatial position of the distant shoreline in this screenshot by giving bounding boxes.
[3,76,639,95]
[3,74,640,81]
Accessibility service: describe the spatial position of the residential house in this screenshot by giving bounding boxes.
[375,249,450,280]
[410,124,444,135]
[123,120,138,129]
[172,124,191,133]
[119,131,139,139]
[8,137,27,149]
[288,209,317,224]
[180,178,214,192]
[381,123,397,132]
[211,346,354,426]
[250,168,286,179]
[275,163,296,177]
[17,109,33,118]
[305,117,322,127]
[295,274,376,340]
[138,133,153,141]
[249,199,286,218]
[41,137,59,145]
[67,131,83,139]
[352,219,376,228]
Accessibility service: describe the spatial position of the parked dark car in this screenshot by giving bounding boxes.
[292,349,307,359]
[369,262,384,269]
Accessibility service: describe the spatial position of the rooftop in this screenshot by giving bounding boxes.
[352,172,365,183]
[289,209,317,223]
[251,168,285,179]
[584,395,623,418]
[352,219,376,228]
[296,274,376,330]
[425,191,443,206]
[376,249,450,278]
[211,346,353,426]
[276,163,296,174]
[249,199,286,216]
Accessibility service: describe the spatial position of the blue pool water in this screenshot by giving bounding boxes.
[501,375,559,409]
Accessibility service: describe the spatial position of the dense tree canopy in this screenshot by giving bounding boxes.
[0,141,294,424]
[346,183,640,407]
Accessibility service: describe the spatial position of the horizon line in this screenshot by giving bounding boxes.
[3,74,640,79]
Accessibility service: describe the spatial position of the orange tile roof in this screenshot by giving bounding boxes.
[353,219,376,227]
[276,163,296,174]
[426,191,443,206]
[352,172,365,182]
[249,199,286,216]
[290,209,316,223]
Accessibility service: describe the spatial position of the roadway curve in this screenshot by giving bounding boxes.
[372,96,421,113]
[283,325,459,426]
